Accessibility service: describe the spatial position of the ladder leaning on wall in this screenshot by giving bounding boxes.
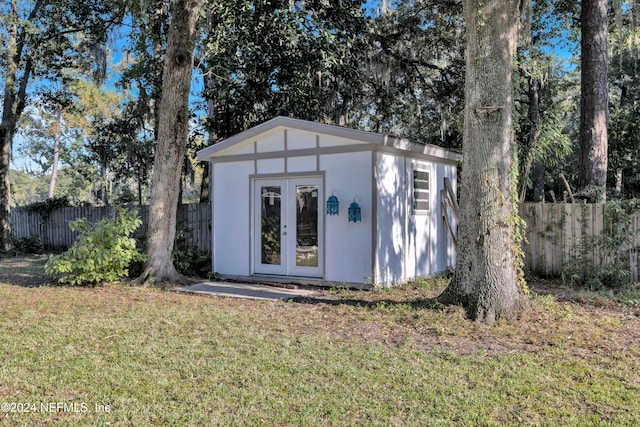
[441,177,458,252]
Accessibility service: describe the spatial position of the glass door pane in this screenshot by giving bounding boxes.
[254,177,321,278]
[260,186,282,265]
[295,185,318,267]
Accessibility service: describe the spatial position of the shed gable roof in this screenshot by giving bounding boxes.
[196,116,462,162]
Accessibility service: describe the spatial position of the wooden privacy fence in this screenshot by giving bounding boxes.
[10,204,211,253]
[11,201,640,282]
[520,202,640,282]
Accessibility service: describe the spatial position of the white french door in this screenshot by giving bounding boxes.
[253,177,323,277]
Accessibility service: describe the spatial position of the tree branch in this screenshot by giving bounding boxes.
[14,57,33,122]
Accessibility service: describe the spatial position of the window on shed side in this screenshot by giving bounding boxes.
[412,169,430,214]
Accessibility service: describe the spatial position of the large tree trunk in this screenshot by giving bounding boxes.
[437,0,525,324]
[200,34,215,204]
[0,0,20,251]
[137,0,205,285]
[578,0,608,200]
[199,162,210,203]
[1,0,38,250]
[0,129,12,252]
[0,113,14,251]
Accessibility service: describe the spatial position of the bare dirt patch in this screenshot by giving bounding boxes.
[274,278,640,358]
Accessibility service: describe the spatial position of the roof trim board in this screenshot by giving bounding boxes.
[196,116,462,163]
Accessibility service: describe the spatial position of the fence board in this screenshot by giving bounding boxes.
[551,204,561,275]
[519,202,640,284]
[533,202,544,274]
[542,204,553,276]
[630,251,638,283]
[562,203,573,264]
[634,215,640,282]
[10,204,211,253]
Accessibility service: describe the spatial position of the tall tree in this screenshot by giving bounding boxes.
[437,0,525,324]
[0,0,123,250]
[137,0,205,284]
[1,0,31,250]
[578,0,608,200]
[608,1,640,197]
[17,77,122,203]
[88,106,154,206]
[515,0,573,202]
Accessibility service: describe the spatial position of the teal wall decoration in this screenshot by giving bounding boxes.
[326,195,339,215]
[348,200,361,222]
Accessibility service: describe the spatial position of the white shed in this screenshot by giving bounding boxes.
[196,116,461,288]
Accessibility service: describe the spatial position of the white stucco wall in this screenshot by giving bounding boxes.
[287,156,316,172]
[287,129,317,150]
[320,152,373,285]
[375,154,456,285]
[211,160,254,276]
[375,152,408,285]
[257,158,285,174]
[318,134,367,148]
[220,141,255,155]
[256,129,285,152]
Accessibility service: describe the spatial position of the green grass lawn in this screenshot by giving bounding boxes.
[1,255,639,426]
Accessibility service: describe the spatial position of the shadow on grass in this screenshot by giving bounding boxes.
[290,295,445,312]
[294,281,639,316]
[0,252,51,287]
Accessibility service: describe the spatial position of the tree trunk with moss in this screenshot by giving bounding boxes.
[437,0,525,324]
[138,0,204,284]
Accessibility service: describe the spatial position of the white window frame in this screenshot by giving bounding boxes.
[411,162,431,215]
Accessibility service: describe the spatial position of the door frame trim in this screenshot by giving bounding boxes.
[250,172,326,279]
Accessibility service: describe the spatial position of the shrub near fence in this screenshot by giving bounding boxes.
[519,202,640,283]
[10,204,211,253]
